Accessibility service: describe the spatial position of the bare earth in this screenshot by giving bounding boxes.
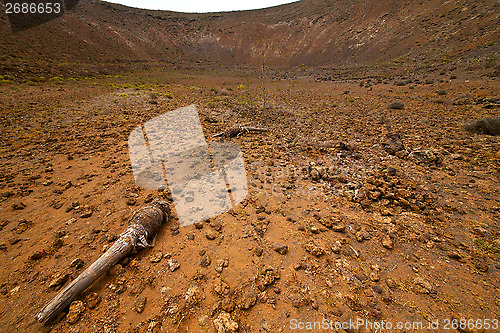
[0,70,499,332]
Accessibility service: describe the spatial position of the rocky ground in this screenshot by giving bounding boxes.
[0,68,499,332]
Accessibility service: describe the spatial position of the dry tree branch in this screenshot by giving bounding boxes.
[212,125,268,138]
[36,199,170,325]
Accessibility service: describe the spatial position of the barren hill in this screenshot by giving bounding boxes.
[1,0,500,332]
[0,0,499,77]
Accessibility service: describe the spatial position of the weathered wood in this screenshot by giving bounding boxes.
[36,199,170,325]
[213,125,268,138]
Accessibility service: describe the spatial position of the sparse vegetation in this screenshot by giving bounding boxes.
[485,56,496,68]
[475,238,498,255]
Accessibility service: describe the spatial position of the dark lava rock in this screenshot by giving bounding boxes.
[273,243,288,255]
[387,101,405,109]
[12,202,26,210]
[29,250,47,260]
[382,133,405,155]
[200,255,211,268]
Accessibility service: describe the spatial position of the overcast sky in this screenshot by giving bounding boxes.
[104,0,300,13]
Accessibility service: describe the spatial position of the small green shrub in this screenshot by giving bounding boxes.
[485,56,496,68]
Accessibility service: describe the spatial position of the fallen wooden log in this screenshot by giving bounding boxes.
[212,125,267,138]
[36,199,170,325]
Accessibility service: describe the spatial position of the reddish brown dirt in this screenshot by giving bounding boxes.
[0,69,499,332]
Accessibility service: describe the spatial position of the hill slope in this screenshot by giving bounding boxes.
[0,0,499,76]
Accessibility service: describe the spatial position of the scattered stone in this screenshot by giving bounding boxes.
[29,250,46,260]
[318,217,334,228]
[308,224,321,234]
[386,277,397,290]
[236,286,258,309]
[213,311,238,333]
[369,270,380,282]
[257,267,280,291]
[303,241,325,257]
[291,294,302,308]
[210,220,223,231]
[447,250,462,260]
[310,168,320,181]
[273,243,288,255]
[107,234,118,243]
[254,246,263,256]
[54,229,67,238]
[48,272,69,289]
[12,202,26,210]
[339,141,356,152]
[355,272,368,282]
[472,227,489,237]
[144,193,154,203]
[331,223,346,233]
[149,251,163,263]
[200,255,211,268]
[331,241,342,254]
[382,235,393,249]
[215,259,229,273]
[16,222,28,234]
[85,292,101,309]
[66,300,85,324]
[126,198,137,206]
[255,206,265,214]
[206,230,218,240]
[52,238,64,249]
[134,295,147,313]
[167,259,180,272]
[380,207,394,216]
[473,257,488,272]
[387,101,405,109]
[408,149,442,166]
[9,286,20,295]
[367,190,382,201]
[343,294,364,311]
[51,200,64,209]
[355,231,365,242]
[199,315,211,326]
[413,277,433,294]
[221,297,236,312]
[80,210,93,218]
[0,220,8,231]
[213,278,229,296]
[194,221,204,229]
[185,286,202,306]
[382,133,405,155]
